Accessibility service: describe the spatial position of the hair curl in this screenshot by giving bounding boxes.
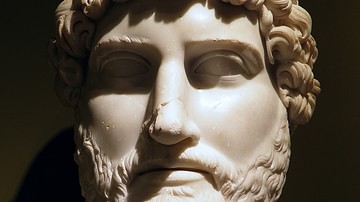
[49,0,320,126]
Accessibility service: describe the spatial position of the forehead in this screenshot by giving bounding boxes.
[92,1,263,52]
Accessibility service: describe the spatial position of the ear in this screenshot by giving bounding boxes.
[48,40,84,87]
[48,39,84,108]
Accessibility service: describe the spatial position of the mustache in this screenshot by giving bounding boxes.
[117,127,241,191]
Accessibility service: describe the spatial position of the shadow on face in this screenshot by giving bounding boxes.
[99,0,257,36]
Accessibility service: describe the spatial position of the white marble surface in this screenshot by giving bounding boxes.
[50,0,319,201]
[2,0,360,202]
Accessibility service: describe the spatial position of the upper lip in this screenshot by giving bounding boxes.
[138,166,209,176]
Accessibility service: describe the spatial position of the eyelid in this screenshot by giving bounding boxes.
[99,51,151,78]
[185,40,263,75]
[191,50,250,79]
[193,50,248,72]
[100,51,150,67]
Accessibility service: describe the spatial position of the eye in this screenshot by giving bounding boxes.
[100,51,150,78]
[192,50,248,78]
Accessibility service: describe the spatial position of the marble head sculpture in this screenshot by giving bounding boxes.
[49,0,320,201]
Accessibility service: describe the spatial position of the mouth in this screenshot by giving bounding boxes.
[132,166,214,187]
[125,143,236,190]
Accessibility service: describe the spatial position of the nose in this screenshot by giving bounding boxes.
[148,60,200,145]
[149,99,200,145]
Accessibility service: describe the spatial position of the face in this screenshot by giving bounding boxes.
[77,0,288,201]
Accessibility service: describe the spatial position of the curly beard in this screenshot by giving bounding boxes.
[74,117,290,202]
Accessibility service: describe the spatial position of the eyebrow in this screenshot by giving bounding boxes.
[186,39,264,74]
[93,35,152,55]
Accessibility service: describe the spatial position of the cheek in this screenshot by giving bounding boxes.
[81,94,148,159]
[192,84,284,166]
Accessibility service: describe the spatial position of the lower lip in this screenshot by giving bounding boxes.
[137,170,210,186]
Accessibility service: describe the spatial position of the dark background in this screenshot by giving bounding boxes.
[1,0,359,201]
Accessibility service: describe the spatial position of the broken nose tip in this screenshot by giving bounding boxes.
[147,100,200,145]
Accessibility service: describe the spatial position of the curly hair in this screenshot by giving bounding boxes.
[49,0,320,126]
